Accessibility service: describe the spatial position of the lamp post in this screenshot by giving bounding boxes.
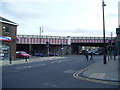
[40,27,43,53]
[110,32,113,59]
[102,0,107,64]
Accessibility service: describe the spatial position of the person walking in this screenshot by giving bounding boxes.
[90,52,94,60]
[84,51,89,61]
[112,49,117,60]
[107,50,110,60]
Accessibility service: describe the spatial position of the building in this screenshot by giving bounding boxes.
[0,16,18,60]
[115,2,120,59]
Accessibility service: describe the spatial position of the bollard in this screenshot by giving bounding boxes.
[25,57,27,62]
[9,57,12,64]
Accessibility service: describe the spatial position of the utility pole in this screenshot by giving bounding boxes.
[102,0,107,64]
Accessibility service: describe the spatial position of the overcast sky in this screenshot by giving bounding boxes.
[1,0,119,37]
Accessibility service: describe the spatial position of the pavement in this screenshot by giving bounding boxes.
[73,56,120,86]
[0,56,66,66]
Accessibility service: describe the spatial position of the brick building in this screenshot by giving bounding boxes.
[0,16,18,60]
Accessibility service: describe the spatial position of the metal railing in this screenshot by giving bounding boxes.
[17,34,115,40]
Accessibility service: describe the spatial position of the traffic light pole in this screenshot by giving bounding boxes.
[46,41,49,58]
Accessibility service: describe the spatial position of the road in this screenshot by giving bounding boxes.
[2,55,118,88]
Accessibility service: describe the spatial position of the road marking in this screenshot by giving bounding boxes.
[41,64,46,66]
[28,66,31,68]
[73,61,120,86]
[64,70,76,74]
[16,65,32,70]
[52,62,54,63]
[43,82,58,87]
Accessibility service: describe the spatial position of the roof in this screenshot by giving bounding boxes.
[0,16,18,26]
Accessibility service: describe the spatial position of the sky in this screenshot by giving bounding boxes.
[1,0,119,37]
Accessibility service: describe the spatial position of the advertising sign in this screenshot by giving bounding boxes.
[0,36,11,41]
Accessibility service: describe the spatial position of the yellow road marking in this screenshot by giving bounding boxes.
[73,61,120,86]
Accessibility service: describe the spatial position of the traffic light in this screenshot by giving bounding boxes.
[108,40,111,45]
[116,28,120,35]
[46,41,49,47]
[61,43,63,49]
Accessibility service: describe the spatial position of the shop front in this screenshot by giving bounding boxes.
[0,16,18,60]
[0,44,10,60]
[0,36,12,60]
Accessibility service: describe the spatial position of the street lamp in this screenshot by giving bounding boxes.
[110,32,113,59]
[40,27,43,53]
[102,0,107,64]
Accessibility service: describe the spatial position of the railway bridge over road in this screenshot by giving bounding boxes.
[16,35,116,55]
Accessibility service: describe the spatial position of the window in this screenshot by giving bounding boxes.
[5,26,11,33]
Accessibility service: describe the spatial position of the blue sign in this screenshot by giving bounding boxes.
[0,36,11,41]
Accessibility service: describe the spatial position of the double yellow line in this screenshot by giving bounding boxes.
[73,61,120,86]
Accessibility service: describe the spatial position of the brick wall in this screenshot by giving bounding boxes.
[2,23,17,60]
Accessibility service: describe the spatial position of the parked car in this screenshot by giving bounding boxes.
[16,51,31,58]
[34,53,43,57]
[48,53,58,56]
[94,51,103,55]
[79,50,87,55]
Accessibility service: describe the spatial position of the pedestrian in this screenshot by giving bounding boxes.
[66,51,68,55]
[107,50,110,60]
[112,49,117,60]
[90,52,94,60]
[84,51,88,61]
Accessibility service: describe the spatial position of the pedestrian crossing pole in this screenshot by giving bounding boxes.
[9,44,12,64]
[46,41,49,58]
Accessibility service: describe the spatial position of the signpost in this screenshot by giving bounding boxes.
[61,43,64,57]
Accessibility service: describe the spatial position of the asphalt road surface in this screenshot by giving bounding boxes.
[2,55,118,88]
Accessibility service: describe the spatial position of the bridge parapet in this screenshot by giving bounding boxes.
[17,35,115,45]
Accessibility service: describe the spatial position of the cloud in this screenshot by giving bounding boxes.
[1,0,97,3]
[2,2,49,20]
[1,0,119,37]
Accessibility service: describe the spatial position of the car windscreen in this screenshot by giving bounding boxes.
[20,52,27,54]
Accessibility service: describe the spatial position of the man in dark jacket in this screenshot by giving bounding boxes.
[84,51,89,61]
[90,52,94,60]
